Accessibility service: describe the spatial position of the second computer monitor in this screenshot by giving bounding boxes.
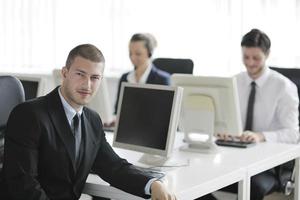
[17,76,44,100]
[113,83,183,160]
[87,78,114,123]
[171,74,243,137]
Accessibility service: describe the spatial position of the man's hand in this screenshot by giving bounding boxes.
[217,131,265,143]
[150,181,177,200]
[103,119,116,128]
[216,133,236,140]
[239,131,265,143]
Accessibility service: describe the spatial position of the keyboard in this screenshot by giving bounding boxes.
[215,139,256,148]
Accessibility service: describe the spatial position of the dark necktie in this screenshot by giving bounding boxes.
[72,114,81,162]
[245,81,256,131]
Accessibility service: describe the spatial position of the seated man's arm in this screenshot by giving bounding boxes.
[219,83,299,144]
[3,104,49,200]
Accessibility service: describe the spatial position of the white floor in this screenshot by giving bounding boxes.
[264,192,292,200]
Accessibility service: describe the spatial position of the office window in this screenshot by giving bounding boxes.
[0,0,299,76]
[0,0,56,71]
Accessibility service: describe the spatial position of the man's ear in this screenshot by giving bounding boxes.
[61,66,68,78]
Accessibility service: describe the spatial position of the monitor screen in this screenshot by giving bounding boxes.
[18,76,43,100]
[113,83,183,158]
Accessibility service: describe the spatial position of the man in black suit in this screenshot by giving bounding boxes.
[3,44,176,200]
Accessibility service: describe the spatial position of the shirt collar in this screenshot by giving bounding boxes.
[245,66,270,88]
[127,62,152,84]
[58,87,83,124]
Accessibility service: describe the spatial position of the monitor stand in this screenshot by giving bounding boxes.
[138,154,189,168]
[138,154,169,166]
[179,95,218,153]
[180,132,218,154]
[180,141,218,153]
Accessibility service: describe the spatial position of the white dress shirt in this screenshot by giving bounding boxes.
[58,88,83,126]
[236,67,299,144]
[58,88,83,160]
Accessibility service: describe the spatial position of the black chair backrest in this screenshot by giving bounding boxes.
[0,76,25,130]
[153,58,194,75]
[270,67,300,125]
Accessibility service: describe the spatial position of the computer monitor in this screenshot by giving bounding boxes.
[113,83,183,165]
[17,76,44,101]
[52,69,62,86]
[171,74,243,152]
[52,69,114,124]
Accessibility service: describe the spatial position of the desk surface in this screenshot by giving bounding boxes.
[84,133,300,200]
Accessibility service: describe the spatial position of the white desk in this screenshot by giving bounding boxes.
[83,133,300,200]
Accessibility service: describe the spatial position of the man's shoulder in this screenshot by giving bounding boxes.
[13,96,46,114]
[268,69,296,88]
[9,97,47,126]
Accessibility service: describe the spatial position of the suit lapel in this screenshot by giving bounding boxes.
[146,67,155,83]
[46,88,77,172]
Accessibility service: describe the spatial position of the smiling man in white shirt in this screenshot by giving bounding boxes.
[200,29,299,200]
[214,29,300,200]
[236,30,299,144]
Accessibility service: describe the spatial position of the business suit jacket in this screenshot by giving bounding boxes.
[3,87,154,200]
[114,65,171,113]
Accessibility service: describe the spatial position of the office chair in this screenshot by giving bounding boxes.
[152,58,194,74]
[0,76,25,199]
[270,66,300,196]
[0,76,25,169]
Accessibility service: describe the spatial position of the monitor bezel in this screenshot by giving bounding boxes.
[113,82,182,157]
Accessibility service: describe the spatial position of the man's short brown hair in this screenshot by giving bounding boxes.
[65,44,105,69]
[241,29,271,54]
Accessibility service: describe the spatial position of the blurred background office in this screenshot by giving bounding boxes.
[0,0,300,110]
[0,0,299,76]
